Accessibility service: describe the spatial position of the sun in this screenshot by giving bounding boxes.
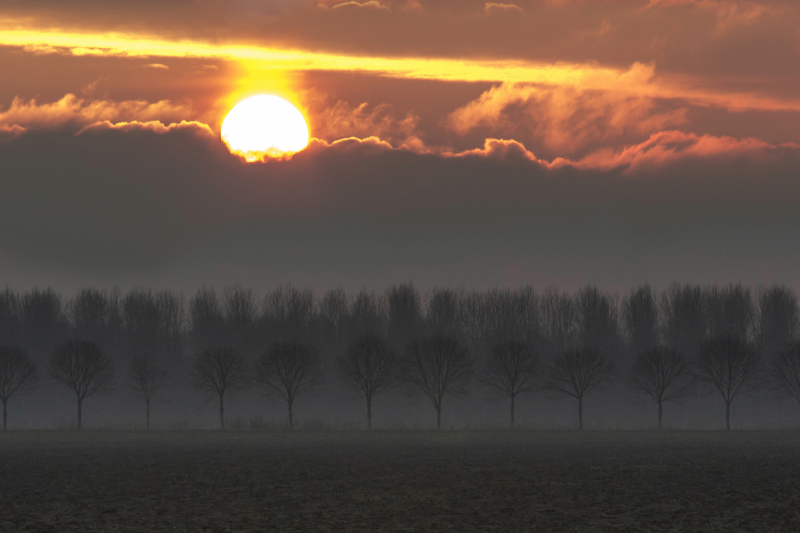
[221,95,309,161]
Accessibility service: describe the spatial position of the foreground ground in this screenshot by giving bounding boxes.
[1,431,799,532]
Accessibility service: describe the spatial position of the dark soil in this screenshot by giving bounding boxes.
[1,431,799,532]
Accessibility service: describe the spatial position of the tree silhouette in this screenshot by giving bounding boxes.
[129,354,170,429]
[479,340,540,429]
[337,333,399,429]
[49,339,115,429]
[756,285,799,361]
[255,341,321,429]
[0,346,39,430]
[623,284,659,357]
[191,347,249,429]
[630,346,693,429]
[545,347,614,430]
[404,334,473,430]
[660,283,707,359]
[696,335,760,430]
[770,342,800,412]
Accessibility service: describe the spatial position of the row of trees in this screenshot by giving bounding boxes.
[1,330,798,431]
[0,282,798,430]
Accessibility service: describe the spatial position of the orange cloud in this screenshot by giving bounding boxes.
[556,130,795,172]
[144,63,169,70]
[644,0,769,34]
[451,138,539,162]
[447,77,687,156]
[0,123,26,140]
[322,1,391,11]
[79,120,215,137]
[304,97,424,150]
[483,3,526,16]
[0,94,197,130]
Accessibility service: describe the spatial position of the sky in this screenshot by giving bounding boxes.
[1,0,799,295]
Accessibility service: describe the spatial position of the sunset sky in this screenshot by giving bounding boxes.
[2,0,799,293]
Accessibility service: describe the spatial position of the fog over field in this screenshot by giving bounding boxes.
[1,282,798,431]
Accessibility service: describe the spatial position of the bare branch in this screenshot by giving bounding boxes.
[403,334,473,430]
[255,341,322,428]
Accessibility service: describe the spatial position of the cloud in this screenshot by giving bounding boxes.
[304,97,425,150]
[0,94,197,130]
[79,119,215,136]
[483,3,525,16]
[327,1,391,11]
[143,63,169,69]
[2,121,800,292]
[3,121,800,293]
[560,130,795,172]
[447,73,688,157]
[0,123,25,140]
[644,0,769,34]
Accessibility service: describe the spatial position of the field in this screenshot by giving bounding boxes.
[1,431,799,532]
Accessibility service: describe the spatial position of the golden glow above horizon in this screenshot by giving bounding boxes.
[221,95,309,161]
[3,23,800,113]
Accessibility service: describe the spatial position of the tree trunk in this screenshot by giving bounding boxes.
[436,404,441,430]
[658,401,663,430]
[725,400,731,431]
[288,401,294,430]
[578,396,583,430]
[366,396,372,430]
[2,400,7,430]
[219,392,225,430]
[77,397,83,430]
[510,394,515,430]
[146,400,151,430]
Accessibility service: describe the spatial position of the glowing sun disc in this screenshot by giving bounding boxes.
[221,95,309,161]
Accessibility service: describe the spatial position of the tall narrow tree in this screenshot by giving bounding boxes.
[129,354,170,429]
[255,341,322,429]
[479,340,541,429]
[770,342,800,413]
[404,334,473,430]
[545,347,615,430]
[337,334,399,429]
[623,284,659,357]
[630,346,693,429]
[190,347,249,429]
[696,335,761,430]
[0,346,39,430]
[49,339,115,429]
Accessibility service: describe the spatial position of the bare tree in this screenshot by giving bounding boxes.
[336,334,399,429]
[706,284,754,341]
[540,286,576,357]
[544,347,615,430]
[189,286,225,352]
[129,354,170,429]
[756,285,799,361]
[191,347,249,429]
[427,287,465,339]
[0,346,39,430]
[261,285,316,343]
[660,283,707,359]
[575,286,622,357]
[630,346,693,429]
[222,284,259,356]
[386,283,422,350]
[255,341,322,429]
[404,334,473,430]
[623,284,659,357]
[479,340,540,429]
[696,335,761,430]
[69,287,122,353]
[49,339,115,429]
[770,342,800,411]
